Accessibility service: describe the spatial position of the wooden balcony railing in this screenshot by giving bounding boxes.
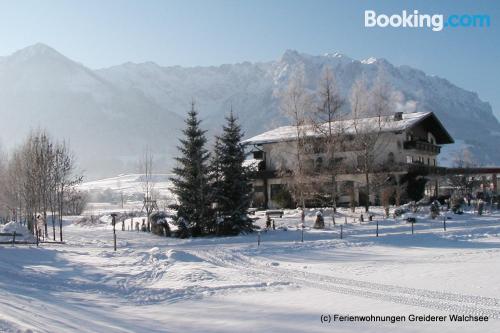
[403,140,441,154]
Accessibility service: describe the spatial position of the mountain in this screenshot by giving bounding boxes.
[0,44,184,178]
[0,44,498,179]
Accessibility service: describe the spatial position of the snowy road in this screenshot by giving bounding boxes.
[1,210,500,332]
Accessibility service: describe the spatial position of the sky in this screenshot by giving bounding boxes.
[0,0,498,118]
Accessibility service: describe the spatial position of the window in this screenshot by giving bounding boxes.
[270,184,285,200]
[357,155,366,168]
[253,151,264,160]
[328,157,344,168]
[253,186,265,193]
[388,152,395,164]
[315,157,323,172]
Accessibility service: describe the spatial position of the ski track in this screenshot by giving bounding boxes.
[192,247,500,318]
[0,245,290,306]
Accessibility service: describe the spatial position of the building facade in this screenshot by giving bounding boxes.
[242,112,454,208]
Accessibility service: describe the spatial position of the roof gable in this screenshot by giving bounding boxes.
[242,112,454,145]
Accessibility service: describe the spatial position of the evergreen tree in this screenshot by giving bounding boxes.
[212,111,253,235]
[171,102,211,236]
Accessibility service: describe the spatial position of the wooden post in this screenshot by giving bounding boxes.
[344,216,347,225]
[411,222,414,235]
[301,226,304,242]
[376,221,379,237]
[257,231,261,247]
[443,215,447,231]
[36,228,39,247]
[340,225,343,239]
[112,214,117,251]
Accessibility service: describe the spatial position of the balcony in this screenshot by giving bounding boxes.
[403,140,441,154]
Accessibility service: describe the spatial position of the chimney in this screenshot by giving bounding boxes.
[394,112,403,121]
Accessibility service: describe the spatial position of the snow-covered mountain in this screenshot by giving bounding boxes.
[0,43,184,178]
[0,44,498,178]
[98,49,500,167]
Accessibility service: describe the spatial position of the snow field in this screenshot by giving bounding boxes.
[0,207,499,332]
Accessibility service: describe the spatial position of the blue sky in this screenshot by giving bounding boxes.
[0,0,498,117]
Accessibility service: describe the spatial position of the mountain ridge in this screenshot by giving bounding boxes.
[0,43,498,178]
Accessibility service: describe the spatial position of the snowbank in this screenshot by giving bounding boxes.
[0,221,35,242]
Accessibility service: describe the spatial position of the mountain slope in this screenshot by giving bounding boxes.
[0,44,498,179]
[98,49,500,166]
[0,44,184,178]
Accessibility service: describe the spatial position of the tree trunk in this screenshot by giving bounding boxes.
[365,169,370,213]
[331,174,337,224]
[52,212,56,240]
[59,213,63,242]
[43,211,48,238]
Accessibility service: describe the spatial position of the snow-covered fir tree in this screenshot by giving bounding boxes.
[211,111,253,235]
[171,102,211,236]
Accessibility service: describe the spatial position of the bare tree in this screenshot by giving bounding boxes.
[0,131,82,239]
[64,188,88,215]
[279,72,313,208]
[0,143,10,220]
[116,177,124,209]
[311,67,345,222]
[140,147,156,230]
[4,151,25,223]
[350,76,393,212]
[449,147,476,200]
[53,141,82,241]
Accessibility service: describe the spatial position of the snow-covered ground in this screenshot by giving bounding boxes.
[78,173,174,214]
[78,174,172,196]
[1,208,500,332]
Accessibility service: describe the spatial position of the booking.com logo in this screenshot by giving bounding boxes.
[365,10,490,32]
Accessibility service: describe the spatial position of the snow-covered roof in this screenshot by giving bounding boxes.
[242,112,453,145]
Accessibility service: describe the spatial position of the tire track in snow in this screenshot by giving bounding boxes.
[193,248,500,318]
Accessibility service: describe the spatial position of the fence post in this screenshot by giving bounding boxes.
[376,221,379,237]
[443,215,446,231]
[340,225,343,239]
[301,226,304,242]
[411,222,414,235]
[344,216,347,225]
[258,231,261,247]
[36,228,39,247]
[111,213,117,251]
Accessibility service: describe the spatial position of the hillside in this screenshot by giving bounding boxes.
[0,44,498,178]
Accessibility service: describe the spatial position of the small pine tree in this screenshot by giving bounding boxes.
[171,102,212,236]
[211,111,253,235]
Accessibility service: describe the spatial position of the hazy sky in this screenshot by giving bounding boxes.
[0,0,498,117]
